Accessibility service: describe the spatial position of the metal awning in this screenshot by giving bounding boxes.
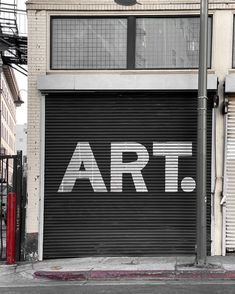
[37,73,218,93]
[225,74,235,93]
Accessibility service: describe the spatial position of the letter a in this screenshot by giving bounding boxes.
[58,142,107,192]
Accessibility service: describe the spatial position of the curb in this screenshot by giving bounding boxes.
[33,270,235,281]
[0,264,17,276]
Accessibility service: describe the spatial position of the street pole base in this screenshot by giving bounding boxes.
[195,258,208,268]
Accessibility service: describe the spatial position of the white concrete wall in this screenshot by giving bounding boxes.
[26,0,235,11]
[210,10,234,256]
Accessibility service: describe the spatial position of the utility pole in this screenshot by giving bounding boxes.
[196,0,208,266]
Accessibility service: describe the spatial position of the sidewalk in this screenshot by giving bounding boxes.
[1,256,235,282]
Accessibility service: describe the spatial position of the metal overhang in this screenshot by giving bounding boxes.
[225,74,235,93]
[37,73,218,94]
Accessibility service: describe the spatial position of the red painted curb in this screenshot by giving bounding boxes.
[34,271,88,281]
[33,270,235,281]
[90,270,174,280]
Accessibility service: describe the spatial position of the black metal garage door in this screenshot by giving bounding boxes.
[44,92,212,258]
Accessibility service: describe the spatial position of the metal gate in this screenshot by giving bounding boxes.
[224,97,235,253]
[0,151,26,261]
[44,92,212,259]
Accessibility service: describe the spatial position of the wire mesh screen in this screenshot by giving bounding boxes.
[136,17,212,69]
[51,18,128,69]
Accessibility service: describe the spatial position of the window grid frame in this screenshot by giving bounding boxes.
[50,15,213,71]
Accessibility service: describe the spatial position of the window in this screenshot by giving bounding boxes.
[51,18,127,69]
[51,16,212,70]
[136,17,212,69]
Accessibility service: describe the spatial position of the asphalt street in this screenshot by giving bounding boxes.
[1,282,235,294]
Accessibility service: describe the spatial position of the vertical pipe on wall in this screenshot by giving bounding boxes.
[196,0,208,266]
[38,95,45,261]
[6,192,16,264]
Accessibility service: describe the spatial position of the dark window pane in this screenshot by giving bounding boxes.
[51,18,127,69]
[136,17,212,69]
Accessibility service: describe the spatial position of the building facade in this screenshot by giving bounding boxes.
[26,0,235,260]
[0,65,22,183]
[1,66,19,156]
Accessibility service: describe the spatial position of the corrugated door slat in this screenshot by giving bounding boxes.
[44,92,212,259]
[225,98,235,251]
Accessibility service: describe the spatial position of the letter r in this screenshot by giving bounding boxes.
[111,142,149,192]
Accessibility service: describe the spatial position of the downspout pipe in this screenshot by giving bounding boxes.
[196,0,208,266]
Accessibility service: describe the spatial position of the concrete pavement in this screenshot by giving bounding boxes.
[1,256,235,283]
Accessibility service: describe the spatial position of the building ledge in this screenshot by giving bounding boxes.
[225,74,235,93]
[37,73,218,93]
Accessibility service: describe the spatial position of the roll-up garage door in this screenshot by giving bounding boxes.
[44,92,212,259]
[225,97,235,251]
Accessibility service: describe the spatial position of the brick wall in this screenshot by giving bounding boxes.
[26,10,47,259]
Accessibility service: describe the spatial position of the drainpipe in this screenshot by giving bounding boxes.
[196,0,208,266]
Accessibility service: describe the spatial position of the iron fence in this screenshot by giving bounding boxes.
[0,151,25,262]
